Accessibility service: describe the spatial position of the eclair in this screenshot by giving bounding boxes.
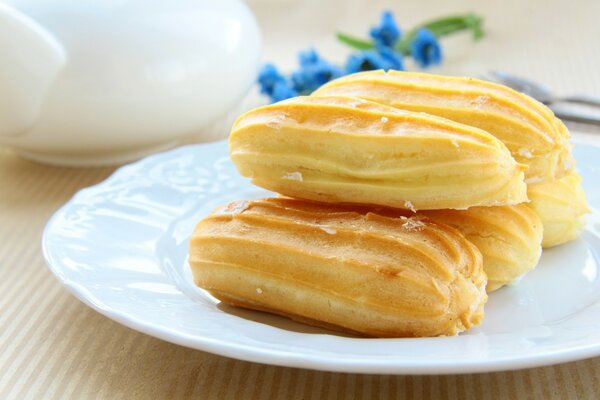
[313,70,574,183]
[527,170,589,248]
[421,204,543,291]
[189,198,487,337]
[229,95,527,211]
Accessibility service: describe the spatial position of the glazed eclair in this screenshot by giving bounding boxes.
[422,204,543,292]
[189,198,487,337]
[313,70,574,183]
[527,170,589,248]
[229,96,527,211]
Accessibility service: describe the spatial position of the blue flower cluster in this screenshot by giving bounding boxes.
[257,64,295,102]
[345,47,404,74]
[292,49,344,95]
[258,49,343,102]
[258,64,296,102]
[346,11,404,74]
[258,10,443,103]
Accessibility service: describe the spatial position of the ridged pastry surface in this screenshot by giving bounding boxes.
[229,96,527,210]
[313,70,574,183]
[527,170,589,248]
[189,198,487,337]
[422,205,543,292]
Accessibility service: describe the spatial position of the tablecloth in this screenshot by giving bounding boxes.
[2,0,600,398]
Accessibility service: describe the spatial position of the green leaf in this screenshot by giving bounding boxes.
[335,32,374,50]
[465,14,485,40]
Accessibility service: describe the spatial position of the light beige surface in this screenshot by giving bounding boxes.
[1,0,600,398]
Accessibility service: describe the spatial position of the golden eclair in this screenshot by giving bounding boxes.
[527,170,589,248]
[421,205,543,292]
[189,198,487,337]
[229,95,527,211]
[313,70,574,183]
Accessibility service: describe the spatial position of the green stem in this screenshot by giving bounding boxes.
[336,32,373,50]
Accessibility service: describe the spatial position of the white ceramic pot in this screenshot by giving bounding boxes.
[0,0,261,165]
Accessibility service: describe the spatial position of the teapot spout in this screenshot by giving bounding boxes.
[0,3,65,137]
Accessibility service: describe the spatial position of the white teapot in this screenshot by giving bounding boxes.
[0,0,261,165]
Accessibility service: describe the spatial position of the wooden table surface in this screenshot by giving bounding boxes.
[1,0,600,398]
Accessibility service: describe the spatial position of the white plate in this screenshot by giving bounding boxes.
[43,140,600,374]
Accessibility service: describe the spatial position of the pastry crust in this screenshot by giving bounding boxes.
[527,170,589,248]
[313,70,574,183]
[422,205,543,292]
[189,198,487,337]
[229,95,527,211]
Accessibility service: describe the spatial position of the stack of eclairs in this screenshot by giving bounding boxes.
[189,71,589,338]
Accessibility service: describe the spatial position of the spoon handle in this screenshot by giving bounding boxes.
[551,107,600,126]
[558,95,600,108]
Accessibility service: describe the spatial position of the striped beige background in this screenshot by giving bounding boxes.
[2,0,600,398]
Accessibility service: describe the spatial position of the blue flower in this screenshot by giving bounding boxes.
[292,49,344,94]
[258,63,286,97]
[345,48,404,74]
[410,28,442,68]
[258,63,298,101]
[271,81,298,102]
[369,11,401,48]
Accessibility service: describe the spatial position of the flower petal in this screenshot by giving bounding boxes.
[369,11,401,48]
[410,28,442,69]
